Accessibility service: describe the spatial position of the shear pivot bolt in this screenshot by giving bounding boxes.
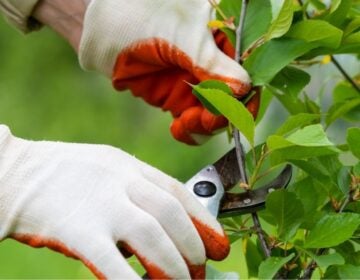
[243,198,252,204]
[194,181,217,197]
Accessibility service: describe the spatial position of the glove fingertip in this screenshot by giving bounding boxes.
[246,87,261,119]
[191,218,230,261]
[201,110,228,133]
[187,263,206,280]
[170,118,198,145]
[181,107,208,134]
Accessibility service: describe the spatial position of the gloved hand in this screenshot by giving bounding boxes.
[0,125,229,279]
[79,0,259,145]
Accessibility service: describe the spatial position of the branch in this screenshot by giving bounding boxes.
[331,56,360,93]
[232,0,249,188]
[233,0,272,259]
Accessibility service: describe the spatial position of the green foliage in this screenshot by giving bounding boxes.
[203,0,360,278]
[258,253,295,279]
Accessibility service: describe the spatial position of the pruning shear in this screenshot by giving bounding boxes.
[143,148,292,280]
[184,148,293,218]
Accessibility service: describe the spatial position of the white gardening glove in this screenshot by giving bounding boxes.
[79,0,259,145]
[0,125,229,279]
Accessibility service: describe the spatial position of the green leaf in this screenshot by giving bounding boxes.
[291,177,327,219]
[344,17,360,36]
[192,80,232,115]
[269,146,338,165]
[324,266,340,279]
[285,20,343,49]
[227,232,245,244]
[314,253,345,267]
[244,239,263,278]
[335,241,360,266]
[206,265,239,280]
[276,113,320,136]
[326,98,360,126]
[244,239,262,277]
[344,30,360,44]
[255,87,273,125]
[192,83,255,146]
[347,127,360,159]
[216,0,242,24]
[338,264,360,279]
[265,190,304,241]
[354,162,360,177]
[304,93,321,115]
[309,0,327,10]
[333,81,360,122]
[267,126,338,165]
[304,213,360,248]
[269,66,311,114]
[242,0,272,50]
[286,124,334,147]
[329,0,342,14]
[326,0,352,28]
[291,159,332,186]
[337,32,360,54]
[265,0,294,41]
[243,38,316,85]
[258,254,295,280]
[270,66,311,97]
[337,166,352,194]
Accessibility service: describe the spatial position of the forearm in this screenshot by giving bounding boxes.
[32,0,88,52]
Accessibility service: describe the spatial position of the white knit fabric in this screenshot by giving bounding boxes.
[79,0,250,85]
[0,0,41,33]
[0,124,224,278]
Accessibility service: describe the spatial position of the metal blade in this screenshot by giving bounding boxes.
[213,148,241,191]
[219,164,293,217]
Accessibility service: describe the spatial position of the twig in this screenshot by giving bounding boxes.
[233,0,272,259]
[339,195,351,213]
[331,56,360,93]
[232,0,248,186]
[299,248,326,280]
[298,0,360,94]
[234,0,247,63]
[252,212,272,257]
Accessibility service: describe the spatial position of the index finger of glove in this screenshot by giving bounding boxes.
[138,163,230,261]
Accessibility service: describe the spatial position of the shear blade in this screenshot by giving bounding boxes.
[219,164,293,217]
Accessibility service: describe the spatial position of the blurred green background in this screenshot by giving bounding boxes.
[0,16,249,278]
